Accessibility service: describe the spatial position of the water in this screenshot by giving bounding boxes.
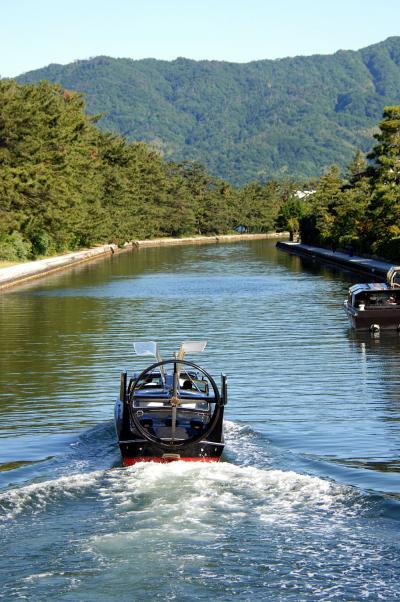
[1,239,400,600]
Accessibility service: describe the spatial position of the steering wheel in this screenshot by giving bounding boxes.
[128,359,222,450]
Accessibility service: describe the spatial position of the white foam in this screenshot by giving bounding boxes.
[95,460,345,540]
[0,471,102,521]
[0,429,347,530]
[223,420,274,466]
[22,572,55,582]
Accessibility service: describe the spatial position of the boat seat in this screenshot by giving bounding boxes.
[136,417,157,436]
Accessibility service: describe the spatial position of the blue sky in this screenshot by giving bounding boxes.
[1,0,400,77]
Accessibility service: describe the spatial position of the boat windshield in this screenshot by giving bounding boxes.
[128,368,213,411]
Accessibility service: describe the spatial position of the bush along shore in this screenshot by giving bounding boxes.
[1,80,399,263]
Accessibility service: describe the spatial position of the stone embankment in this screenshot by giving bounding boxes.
[0,244,118,291]
[0,233,284,291]
[276,241,394,279]
[130,233,276,248]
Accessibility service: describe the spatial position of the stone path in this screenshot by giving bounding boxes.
[276,241,395,280]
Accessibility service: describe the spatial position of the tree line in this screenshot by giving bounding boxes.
[1,80,399,262]
[0,80,296,261]
[278,106,400,261]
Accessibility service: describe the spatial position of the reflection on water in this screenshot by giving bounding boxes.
[1,240,400,600]
[1,240,400,492]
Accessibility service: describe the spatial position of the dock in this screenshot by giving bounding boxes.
[276,241,394,280]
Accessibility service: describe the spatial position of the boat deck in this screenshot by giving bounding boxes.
[136,411,208,440]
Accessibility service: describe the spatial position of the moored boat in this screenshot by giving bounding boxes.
[115,341,227,465]
[343,266,400,332]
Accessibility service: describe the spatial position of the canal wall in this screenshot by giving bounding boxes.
[0,233,284,291]
[276,241,394,279]
[129,233,280,248]
[0,244,118,291]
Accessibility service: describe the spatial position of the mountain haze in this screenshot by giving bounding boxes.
[16,37,400,184]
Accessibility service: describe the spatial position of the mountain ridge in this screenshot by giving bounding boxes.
[16,36,400,70]
[15,37,400,184]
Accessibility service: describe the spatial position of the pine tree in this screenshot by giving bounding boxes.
[367,106,400,254]
[277,195,308,241]
[330,151,371,249]
[300,165,343,245]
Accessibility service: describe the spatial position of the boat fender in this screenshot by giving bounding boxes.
[369,323,380,333]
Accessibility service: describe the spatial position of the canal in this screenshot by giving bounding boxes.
[1,239,400,600]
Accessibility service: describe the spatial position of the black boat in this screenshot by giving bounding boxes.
[343,266,400,331]
[115,341,227,465]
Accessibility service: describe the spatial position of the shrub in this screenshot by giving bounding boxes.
[0,232,32,261]
[374,238,400,262]
[30,232,57,257]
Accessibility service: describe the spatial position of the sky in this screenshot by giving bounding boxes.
[1,0,400,77]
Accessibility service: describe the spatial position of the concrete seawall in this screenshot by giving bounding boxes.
[130,233,280,248]
[0,244,118,291]
[0,233,285,291]
[276,241,394,279]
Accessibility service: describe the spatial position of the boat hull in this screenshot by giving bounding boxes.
[343,301,400,330]
[118,437,224,465]
[122,456,220,466]
[115,399,225,465]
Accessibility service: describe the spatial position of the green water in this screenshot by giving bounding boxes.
[1,239,400,601]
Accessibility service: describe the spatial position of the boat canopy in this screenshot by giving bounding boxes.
[349,283,389,295]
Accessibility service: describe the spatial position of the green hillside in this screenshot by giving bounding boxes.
[15,37,400,185]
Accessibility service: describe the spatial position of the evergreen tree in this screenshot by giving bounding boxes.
[277,195,309,241]
[4,81,400,264]
[330,151,371,249]
[236,181,283,233]
[300,165,343,245]
[367,106,400,255]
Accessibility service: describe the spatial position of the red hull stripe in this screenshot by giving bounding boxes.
[123,456,220,466]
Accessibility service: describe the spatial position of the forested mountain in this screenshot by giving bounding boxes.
[15,37,400,184]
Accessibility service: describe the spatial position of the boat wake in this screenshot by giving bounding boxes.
[1,421,399,601]
[1,420,347,524]
[0,470,103,522]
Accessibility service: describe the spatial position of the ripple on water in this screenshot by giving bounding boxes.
[1,452,397,601]
[1,241,400,600]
